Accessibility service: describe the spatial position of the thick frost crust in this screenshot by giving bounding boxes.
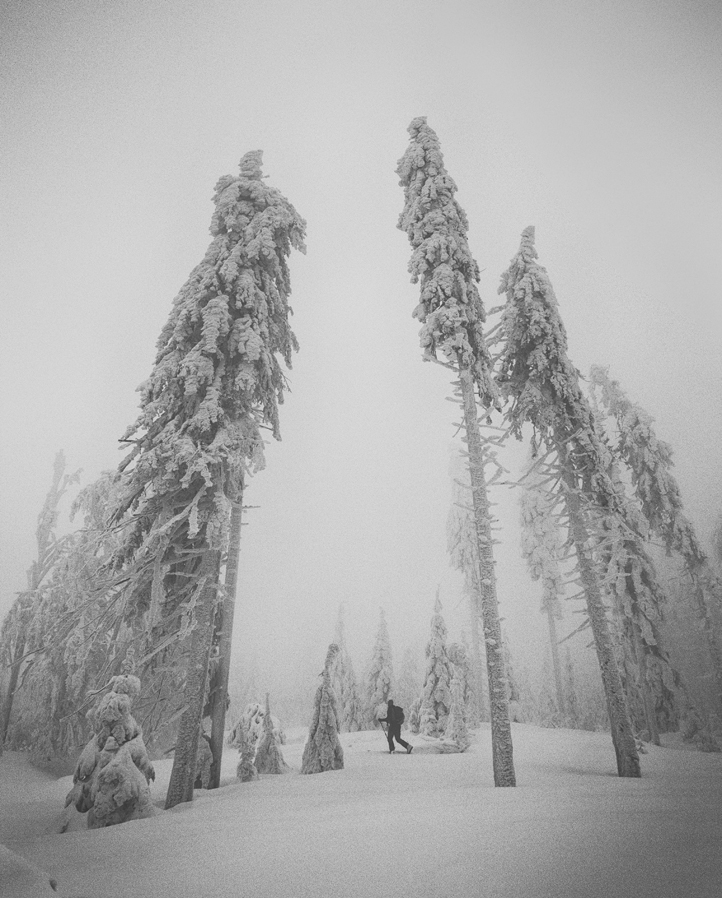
[396,117,496,407]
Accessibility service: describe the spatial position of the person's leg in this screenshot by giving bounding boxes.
[391,725,409,751]
[387,729,395,752]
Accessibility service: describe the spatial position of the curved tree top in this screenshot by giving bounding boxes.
[496,227,616,502]
[589,364,708,566]
[115,151,306,549]
[396,117,496,407]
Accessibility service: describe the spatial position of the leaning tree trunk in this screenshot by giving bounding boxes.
[165,548,222,809]
[545,605,566,719]
[563,478,641,778]
[458,366,515,787]
[208,500,244,788]
[631,625,660,746]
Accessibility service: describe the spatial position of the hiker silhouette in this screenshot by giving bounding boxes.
[379,700,412,754]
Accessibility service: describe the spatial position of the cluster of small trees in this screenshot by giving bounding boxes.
[2,117,720,816]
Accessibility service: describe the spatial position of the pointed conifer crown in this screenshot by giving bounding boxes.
[396,117,497,408]
[497,227,622,508]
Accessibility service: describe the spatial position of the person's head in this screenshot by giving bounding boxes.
[387,699,394,708]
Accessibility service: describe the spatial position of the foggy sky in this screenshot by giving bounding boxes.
[2,0,721,686]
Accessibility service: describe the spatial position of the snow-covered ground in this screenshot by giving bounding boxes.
[2,723,721,898]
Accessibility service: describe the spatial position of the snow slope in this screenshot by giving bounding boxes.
[2,723,721,898]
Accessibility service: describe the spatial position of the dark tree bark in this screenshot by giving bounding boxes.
[165,549,222,809]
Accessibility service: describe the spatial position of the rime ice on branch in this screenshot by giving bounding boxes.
[497,226,640,777]
[397,116,515,786]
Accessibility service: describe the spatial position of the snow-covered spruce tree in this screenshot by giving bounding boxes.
[364,608,394,727]
[447,641,476,725]
[0,452,80,753]
[95,150,306,809]
[397,117,515,786]
[301,644,344,774]
[496,226,640,777]
[331,606,363,732]
[254,693,289,774]
[519,461,568,719]
[590,364,722,716]
[419,594,455,737]
[395,646,422,725]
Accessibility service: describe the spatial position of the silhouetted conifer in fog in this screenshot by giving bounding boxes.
[519,461,568,721]
[0,452,81,758]
[497,226,640,777]
[419,594,454,737]
[365,609,394,728]
[331,605,363,732]
[397,117,515,786]
[590,364,722,718]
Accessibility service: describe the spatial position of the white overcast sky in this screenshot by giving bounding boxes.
[1,0,721,685]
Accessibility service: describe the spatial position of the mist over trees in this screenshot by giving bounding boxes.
[2,120,720,824]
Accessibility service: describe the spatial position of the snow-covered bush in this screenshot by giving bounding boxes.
[65,674,155,828]
[230,701,285,758]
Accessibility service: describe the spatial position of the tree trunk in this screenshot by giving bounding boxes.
[563,480,641,777]
[1,640,24,751]
[545,606,566,718]
[165,548,222,809]
[467,575,487,721]
[690,574,722,717]
[458,366,516,787]
[208,500,243,788]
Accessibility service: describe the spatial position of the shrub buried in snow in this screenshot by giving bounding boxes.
[65,674,155,828]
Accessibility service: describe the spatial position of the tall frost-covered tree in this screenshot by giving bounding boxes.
[95,151,306,808]
[497,226,640,777]
[419,594,455,737]
[397,117,515,786]
[331,606,363,732]
[519,462,567,719]
[590,364,722,715]
[365,608,394,727]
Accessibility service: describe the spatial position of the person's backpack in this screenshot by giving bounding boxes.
[392,705,405,725]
